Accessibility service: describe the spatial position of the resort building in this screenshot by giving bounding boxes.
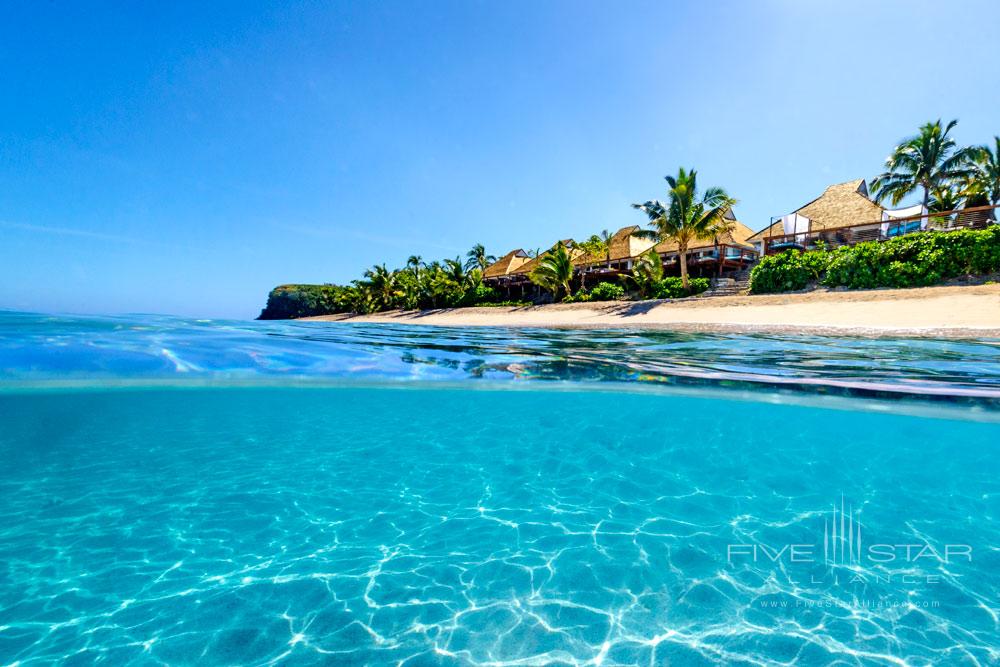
[652,210,758,278]
[747,179,887,255]
[483,214,759,299]
[746,178,995,255]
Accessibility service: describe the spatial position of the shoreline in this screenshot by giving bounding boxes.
[301,283,1000,337]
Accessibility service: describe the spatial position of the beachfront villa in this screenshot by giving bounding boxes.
[483,212,759,299]
[746,179,888,255]
[746,178,994,255]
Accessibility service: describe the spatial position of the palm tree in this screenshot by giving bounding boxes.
[529,242,574,300]
[362,264,398,310]
[632,167,737,291]
[442,257,470,286]
[464,244,495,272]
[870,119,978,210]
[966,137,1000,209]
[406,255,423,279]
[928,185,964,214]
[629,248,663,298]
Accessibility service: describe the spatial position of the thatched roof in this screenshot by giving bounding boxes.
[570,226,659,266]
[654,211,757,254]
[609,225,657,261]
[483,249,530,278]
[514,240,583,275]
[747,179,885,242]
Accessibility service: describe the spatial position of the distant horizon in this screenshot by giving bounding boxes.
[3,1,999,318]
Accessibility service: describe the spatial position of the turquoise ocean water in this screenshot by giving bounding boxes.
[1,312,998,665]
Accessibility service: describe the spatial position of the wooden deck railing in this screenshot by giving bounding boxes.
[762,204,998,255]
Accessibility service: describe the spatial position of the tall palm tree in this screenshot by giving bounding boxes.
[632,167,737,291]
[870,119,978,210]
[966,137,1000,209]
[529,242,574,300]
[464,244,496,272]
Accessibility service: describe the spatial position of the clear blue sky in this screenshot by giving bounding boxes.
[2,1,999,318]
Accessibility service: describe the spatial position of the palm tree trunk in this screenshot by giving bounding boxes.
[679,244,689,292]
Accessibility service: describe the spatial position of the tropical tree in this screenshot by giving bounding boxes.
[928,185,964,214]
[629,248,664,298]
[348,281,379,314]
[443,257,472,287]
[406,255,424,279]
[362,264,399,310]
[529,242,574,300]
[870,119,978,210]
[577,230,614,267]
[966,137,1000,208]
[426,263,466,308]
[632,167,737,291]
[464,244,495,273]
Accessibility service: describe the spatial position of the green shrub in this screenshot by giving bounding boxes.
[748,250,828,294]
[749,226,1000,293]
[650,276,710,298]
[562,289,593,303]
[468,284,501,305]
[588,282,626,301]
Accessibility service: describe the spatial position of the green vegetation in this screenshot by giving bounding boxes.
[650,277,710,299]
[632,167,737,291]
[258,244,507,319]
[259,284,351,320]
[872,120,999,215]
[625,248,709,298]
[968,137,1000,207]
[528,242,575,300]
[576,229,613,268]
[749,226,1000,293]
[564,281,626,303]
[871,119,978,209]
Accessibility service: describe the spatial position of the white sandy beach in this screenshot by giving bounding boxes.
[304,284,1000,337]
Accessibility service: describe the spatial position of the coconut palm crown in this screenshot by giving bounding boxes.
[464,244,495,273]
[631,167,737,291]
[870,119,978,210]
[528,242,574,300]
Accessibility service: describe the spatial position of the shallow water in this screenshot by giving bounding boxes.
[1,312,998,665]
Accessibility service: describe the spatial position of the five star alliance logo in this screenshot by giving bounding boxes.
[726,495,972,568]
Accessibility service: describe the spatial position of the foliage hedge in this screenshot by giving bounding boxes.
[589,282,627,301]
[749,226,1000,294]
[563,281,627,303]
[258,284,346,319]
[651,277,710,299]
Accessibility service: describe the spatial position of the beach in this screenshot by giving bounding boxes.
[304,283,1000,336]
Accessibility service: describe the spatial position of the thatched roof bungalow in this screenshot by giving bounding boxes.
[747,179,886,253]
[572,226,659,272]
[482,249,531,279]
[514,240,584,276]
